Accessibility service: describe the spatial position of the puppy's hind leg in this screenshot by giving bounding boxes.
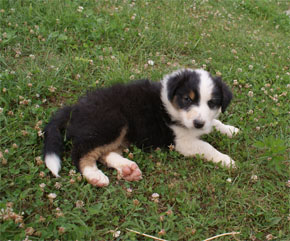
[104,152,142,181]
[82,164,110,187]
[76,148,109,187]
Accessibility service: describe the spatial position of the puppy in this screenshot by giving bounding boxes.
[44,69,239,186]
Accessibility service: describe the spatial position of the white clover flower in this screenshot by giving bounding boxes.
[248,109,253,114]
[58,227,66,234]
[248,65,253,70]
[248,91,254,97]
[75,200,84,208]
[113,230,121,238]
[54,182,62,189]
[131,13,136,20]
[226,178,232,183]
[75,74,81,80]
[47,193,57,199]
[152,193,159,198]
[77,6,84,13]
[48,86,56,92]
[25,227,35,236]
[148,60,154,66]
[69,169,76,176]
[266,234,274,240]
[126,188,133,193]
[251,175,258,181]
[39,183,46,189]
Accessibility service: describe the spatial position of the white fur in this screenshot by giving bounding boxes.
[105,152,132,171]
[212,119,240,138]
[45,153,61,177]
[83,166,109,186]
[172,125,236,168]
[105,152,142,179]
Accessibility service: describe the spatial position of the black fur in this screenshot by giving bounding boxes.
[167,70,201,110]
[167,70,200,104]
[212,76,233,113]
[44,80,175,169]
[44,106,72,158]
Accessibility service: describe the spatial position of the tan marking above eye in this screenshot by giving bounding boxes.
[188,91,195,100]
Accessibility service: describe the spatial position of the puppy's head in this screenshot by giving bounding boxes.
[162,69,232,131]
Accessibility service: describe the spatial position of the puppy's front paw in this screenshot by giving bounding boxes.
[225,125,240,138]
[219,155,236,168]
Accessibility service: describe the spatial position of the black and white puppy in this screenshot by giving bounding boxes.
[44,69,239,187]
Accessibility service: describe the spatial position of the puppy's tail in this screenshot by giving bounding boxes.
[43,106,72,177]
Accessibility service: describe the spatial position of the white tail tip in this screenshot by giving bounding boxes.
[45,153,61,177]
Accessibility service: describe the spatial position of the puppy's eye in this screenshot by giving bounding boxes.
[208,100,218,109]
[183,96,192,104]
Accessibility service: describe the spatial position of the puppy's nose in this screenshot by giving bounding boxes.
[194,120,205,129]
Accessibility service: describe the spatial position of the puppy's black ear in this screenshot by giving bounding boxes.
[167,75,183,101]
[215,76,233,113]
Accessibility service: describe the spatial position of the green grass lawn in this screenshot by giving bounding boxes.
[0,0,289,240]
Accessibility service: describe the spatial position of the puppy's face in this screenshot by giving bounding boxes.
[163,69,232,131]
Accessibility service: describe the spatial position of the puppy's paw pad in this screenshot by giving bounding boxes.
[84,170,109,187]
[119,162,142,181]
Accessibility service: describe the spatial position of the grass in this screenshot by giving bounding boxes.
[0,0,289,240]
